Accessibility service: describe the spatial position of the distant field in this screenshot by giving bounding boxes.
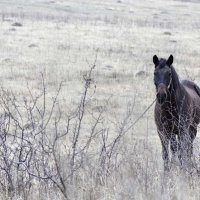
[0,0,200,199]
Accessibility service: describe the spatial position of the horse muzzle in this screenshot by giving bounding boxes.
[157,93,167,104]
[156,83,168,104]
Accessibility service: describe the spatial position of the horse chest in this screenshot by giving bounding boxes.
[161,111,173,127]
[162,108,178,121]
[158,105,179,133]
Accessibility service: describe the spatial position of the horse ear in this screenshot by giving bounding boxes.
[167,55,173,66]
[153,55,159,66]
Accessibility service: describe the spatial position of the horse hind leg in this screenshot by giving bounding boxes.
[189,125,198,172]
[178,125,196,171]
[189,125,197,156]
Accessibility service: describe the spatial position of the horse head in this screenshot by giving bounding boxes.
[153,55,173,104]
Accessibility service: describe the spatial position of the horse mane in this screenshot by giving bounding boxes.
[171,66,181,91]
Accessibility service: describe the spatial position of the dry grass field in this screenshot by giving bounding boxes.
[0,0,200,199]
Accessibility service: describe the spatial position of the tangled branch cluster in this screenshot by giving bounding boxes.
[0,63,134,200]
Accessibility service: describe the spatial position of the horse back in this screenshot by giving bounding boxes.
[181,80,200,100]
[182,80,200,124]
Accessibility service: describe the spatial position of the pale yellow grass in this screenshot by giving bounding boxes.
[0,0,200,199]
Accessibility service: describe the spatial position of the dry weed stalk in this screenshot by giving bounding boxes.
[0,57,134,199]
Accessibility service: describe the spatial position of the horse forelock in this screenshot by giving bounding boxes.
[158,58,167,68]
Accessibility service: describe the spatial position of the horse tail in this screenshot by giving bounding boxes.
[194,84,200,97]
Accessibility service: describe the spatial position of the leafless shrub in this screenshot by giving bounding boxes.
[0,57,134,199]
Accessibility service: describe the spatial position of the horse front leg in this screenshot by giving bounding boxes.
[170,133,178,165]
[160,135,170,172]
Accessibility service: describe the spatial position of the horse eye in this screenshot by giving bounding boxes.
[168,72,171,76]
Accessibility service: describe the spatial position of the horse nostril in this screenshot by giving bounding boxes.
[157,93,167,104]
[162,93,167,99]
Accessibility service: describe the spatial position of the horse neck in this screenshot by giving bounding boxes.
[162,66,182,109]
[170,66,181,92]
[167,66,185,107]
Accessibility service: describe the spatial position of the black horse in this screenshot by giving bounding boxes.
[153,55,200,171]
